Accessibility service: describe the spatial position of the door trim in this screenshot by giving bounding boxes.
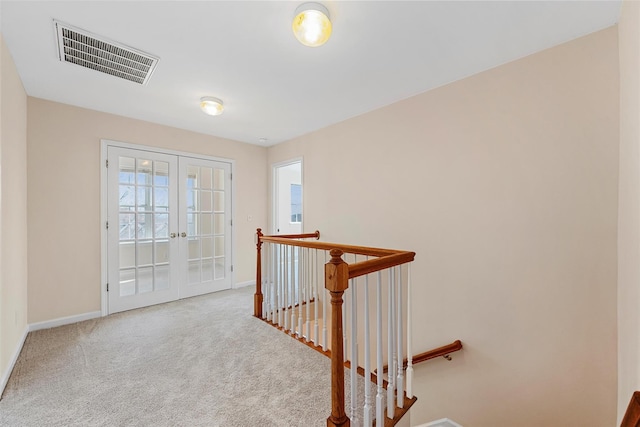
[271,157,303,235]
[100,139,236,316]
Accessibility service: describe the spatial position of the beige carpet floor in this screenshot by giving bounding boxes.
[0,286,366,427]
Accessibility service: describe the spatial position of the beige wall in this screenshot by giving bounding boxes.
[0,35,28,383]
[269,28,619,426]
[27,99,267,323]
[618,0,640,422]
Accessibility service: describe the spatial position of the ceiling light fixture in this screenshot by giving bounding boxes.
[292,3,332,47]
[200,96,224,116]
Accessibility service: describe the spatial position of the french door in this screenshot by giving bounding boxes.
[179,156,232,299]
[106,146,232,314]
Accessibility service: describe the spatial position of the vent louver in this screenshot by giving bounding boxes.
[54,20,159,85]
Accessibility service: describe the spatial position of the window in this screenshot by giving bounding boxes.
[290,184,302,223]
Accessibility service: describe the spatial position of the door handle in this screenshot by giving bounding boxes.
[170,233,177,238]
[181,232,187,238]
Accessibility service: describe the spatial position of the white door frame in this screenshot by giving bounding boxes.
[100,139,235,316]
[271,157,303,235]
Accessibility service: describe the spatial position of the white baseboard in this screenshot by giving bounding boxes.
[417,419,463,427]
[233,280,255,289]
[29,311,102,332]
[0,326,28,399]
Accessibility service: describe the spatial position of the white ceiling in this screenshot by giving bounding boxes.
[0,1,622,146]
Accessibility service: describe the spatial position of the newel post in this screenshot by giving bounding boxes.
[254,228,264,318]
[325,249,350,427]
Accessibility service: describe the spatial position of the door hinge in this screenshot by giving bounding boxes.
[230,172,232,180]
[106,283,109,292]
[106,159,109,168]
[231,265,234,272]
[230,219,233,226]
[106,221,109,229]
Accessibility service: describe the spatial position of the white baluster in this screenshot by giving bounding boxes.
[297,246,302,338]
[284,245,288,330]
[284,245,289,331]
[302,246,306,338]
[322,250,328,352]
[293,245,297,335]
[298,247,307,337]
[363,267,373,427]
[406,263,413,399]
[280,244,284,328]
[272,244,276,321]
[275,244,279,325]
[343,286,348,361]
[269,243,275,323]
[261,242,266,319]
[396,266,404,409]
[263,243,269,321]
[304,248,313,342]
[262,243,271,321]
[350,278,358,425]
[314,248,319,346]
[376,271,384,424]
[387,268,395,419]
[291,245,296,335]
[343,252,352,360]
[279,244,284,327]
[272,243,277,323]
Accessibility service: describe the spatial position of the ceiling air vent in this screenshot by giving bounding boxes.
[54,20,159,85]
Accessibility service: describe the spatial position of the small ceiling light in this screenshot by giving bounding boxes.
[200,97,224,116]
[292,3,332,47]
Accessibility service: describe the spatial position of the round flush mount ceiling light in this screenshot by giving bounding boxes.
[200,96,224,116]
[292,3,332,47]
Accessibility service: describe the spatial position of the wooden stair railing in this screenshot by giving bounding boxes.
[254,229,417,427]
[254,228,320,318]
[622,391,640,427]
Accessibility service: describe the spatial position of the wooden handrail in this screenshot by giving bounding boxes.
[621,391,640,427]
[413,339,463,364]
[383,340,463,373]
[259,235,405,257]
[263,230,320,240]
[348,252,415,279]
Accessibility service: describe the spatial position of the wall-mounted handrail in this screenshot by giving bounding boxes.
[382,340,463,373]
[412,340,463,364]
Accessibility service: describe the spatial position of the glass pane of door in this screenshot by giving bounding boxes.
[108,147,179,314]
